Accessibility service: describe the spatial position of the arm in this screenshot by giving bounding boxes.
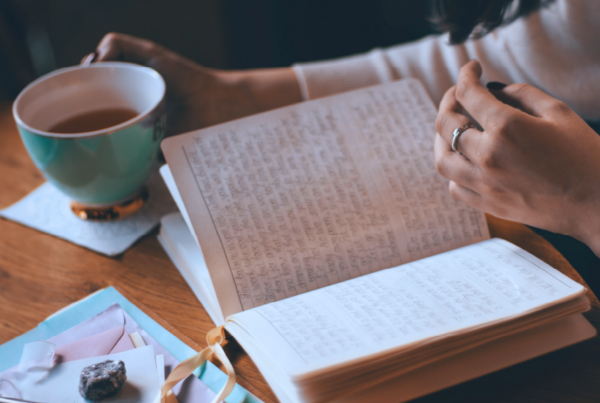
[295,0,600,119]
[434,60,600,257]
[93,33,302,136]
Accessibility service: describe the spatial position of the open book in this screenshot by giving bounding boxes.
[158,79,595,403]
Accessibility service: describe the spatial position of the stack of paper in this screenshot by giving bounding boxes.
[0,287,261,403]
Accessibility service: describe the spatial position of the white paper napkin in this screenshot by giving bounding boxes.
[0,171,176,256]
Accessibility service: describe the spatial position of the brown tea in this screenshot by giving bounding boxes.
[48,108,138,134]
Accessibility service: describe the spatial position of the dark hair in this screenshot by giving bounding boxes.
[431,0,554,44]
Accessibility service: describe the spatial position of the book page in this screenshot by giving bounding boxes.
[226,239,587,377]
[162,79,489,316]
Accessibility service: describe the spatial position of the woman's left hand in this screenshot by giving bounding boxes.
[434,60,600,256]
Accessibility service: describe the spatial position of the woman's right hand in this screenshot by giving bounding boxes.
[88,33,302,136]
[434,60,600,257]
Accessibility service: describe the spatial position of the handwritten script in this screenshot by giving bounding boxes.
[184,80,487,310]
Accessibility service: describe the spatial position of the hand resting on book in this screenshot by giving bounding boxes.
[434,60,600,258]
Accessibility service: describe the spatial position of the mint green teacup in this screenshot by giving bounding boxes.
[13,62,166,211]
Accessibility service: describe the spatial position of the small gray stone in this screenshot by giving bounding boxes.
[79,359,127,400]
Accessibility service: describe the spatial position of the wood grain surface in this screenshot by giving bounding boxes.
[1,101,599,402]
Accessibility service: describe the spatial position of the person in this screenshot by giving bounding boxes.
[435,60,600,259]
[87,0,600,259]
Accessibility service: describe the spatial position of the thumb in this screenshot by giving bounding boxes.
[490,83,561,118]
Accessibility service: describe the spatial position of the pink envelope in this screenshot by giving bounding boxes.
[53,325,135,364]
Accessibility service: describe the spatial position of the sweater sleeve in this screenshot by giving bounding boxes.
[293,32,512,106]
[292,48,397,101]
[292,0,600,120]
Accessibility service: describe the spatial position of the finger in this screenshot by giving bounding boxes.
[455,60,525,130]
[491,83,570,119]
[436,87,482,161]
[434,134,480,190]
[80,51,97,66]
[448,181,483,210]
[95,33,160,65]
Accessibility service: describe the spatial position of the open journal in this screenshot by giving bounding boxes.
[158,79,596,403]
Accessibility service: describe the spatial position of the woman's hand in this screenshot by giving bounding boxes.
[434,60,600,256]
[87,33,302,136]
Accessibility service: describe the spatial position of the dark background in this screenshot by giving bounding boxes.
[0,0,435,99]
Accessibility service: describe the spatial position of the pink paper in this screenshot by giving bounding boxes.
[54,325,134,363]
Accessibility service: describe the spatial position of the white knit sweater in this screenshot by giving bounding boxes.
[293,0,600,120]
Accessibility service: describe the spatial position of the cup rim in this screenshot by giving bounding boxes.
[12,61,166,139]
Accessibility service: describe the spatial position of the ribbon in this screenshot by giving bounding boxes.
[156,326,236,403]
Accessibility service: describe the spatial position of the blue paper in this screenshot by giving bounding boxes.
[0,287,260,403]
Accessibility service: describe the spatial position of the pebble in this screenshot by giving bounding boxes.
[79,359,127,400]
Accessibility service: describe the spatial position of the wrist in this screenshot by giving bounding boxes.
[568,190,600,258]
[577,215,600,258]
[217,67,302,112]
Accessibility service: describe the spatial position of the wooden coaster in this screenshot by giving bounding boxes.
[70,187,149,221]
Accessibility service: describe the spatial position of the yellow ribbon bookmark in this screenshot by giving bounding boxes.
[156,326,236,403]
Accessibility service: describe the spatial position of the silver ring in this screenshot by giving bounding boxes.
[451,124,474,155]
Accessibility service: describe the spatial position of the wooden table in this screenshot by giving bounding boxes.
[1,100,599,403]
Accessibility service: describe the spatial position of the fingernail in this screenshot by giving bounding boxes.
[486,81,507,91]
[82,51,98,66]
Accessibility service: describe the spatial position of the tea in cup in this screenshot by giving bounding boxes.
[13,62,166,220]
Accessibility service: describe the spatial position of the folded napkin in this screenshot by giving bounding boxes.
[0,171,176,256]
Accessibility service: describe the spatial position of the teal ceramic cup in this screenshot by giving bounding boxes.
[13,62,166,207]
